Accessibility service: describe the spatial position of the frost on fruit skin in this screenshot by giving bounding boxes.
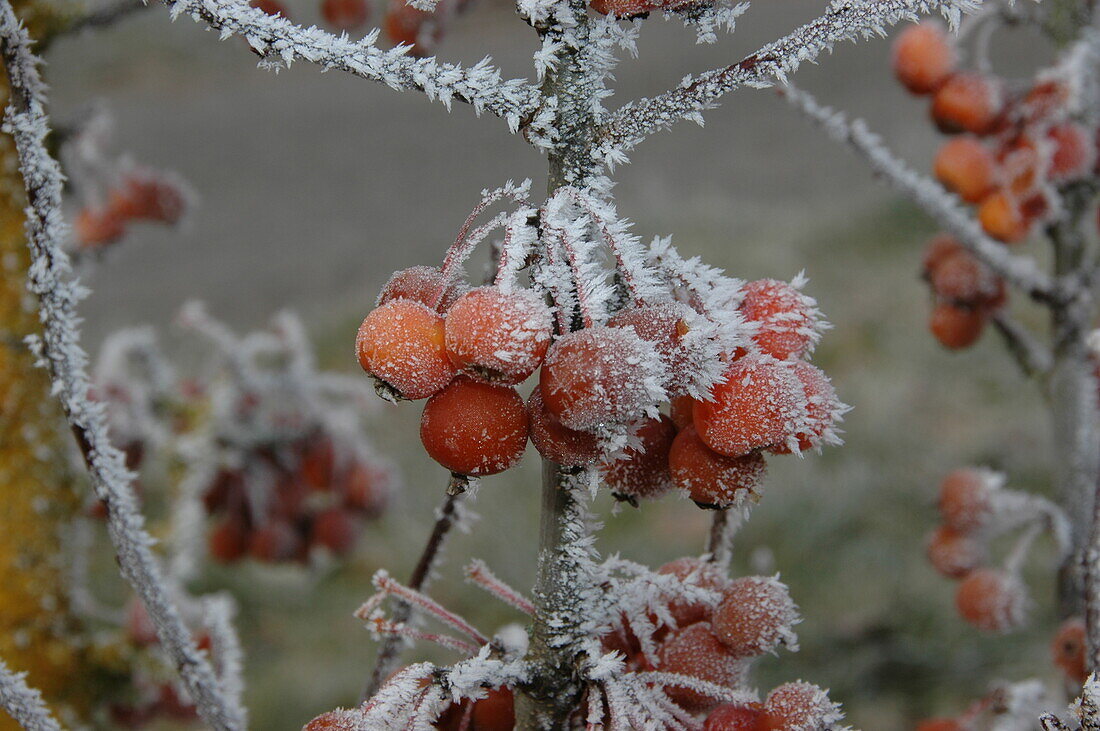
[712,575,800,657]
[0,658,64,731]
[657,622,749,713]
[377,265,466,312]
[444,286,553,385]
[1052,617,1088,684]
[539,325,666,431]
[669,426,767,509]
[420,376,530,475]
[656,557,729,629]
[763,681,844,731]
[925,525,986,579]
[955,568,1030,633]
[304,708,365,730]
[527,390,601,467]
[892,20,956,95]
[738,276,826,362]
[937,466,1002,532]
[694,353,809,458]
[609,300,716,397]
[770,361,847,455]
[356,299,456,400]
[601,414,677,501]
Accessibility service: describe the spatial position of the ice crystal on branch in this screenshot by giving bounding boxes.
[0,659,63,731]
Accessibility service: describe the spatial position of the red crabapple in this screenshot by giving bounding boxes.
[693,353,805,457]
[300,436,336,491]
[712,576,798,657]
[249,520,302,563]
[539,325,662,431]
[342,461,389,517]
[892,22,956,95]
[929,249,1001,306]
[444,286,553,385]
[670,394,696,430]
[925,525,986,578]
[249,0,288,16]
[602,414,677,501]
[608,301,698,394]
[921,234,965,276]
[75,207,125,248]
[997,136,1042,195]
[769,361,842,455]
[1052,617,1087,683]
[737,279,820,361]
[938,467,997,532]
[527,390,600,467]
[471,687,515,731]
[420,376,529,476]
[978,190,1030,243]
[304,709,363,730]
[384,1,442,55]
[111,174,186,224]
[915,720,963,731]
[931,73,1003,136]
[955,568,1028,632]
[310,507,360,555]
[356,299,456,400]
[658,622,748,713]
[321,0,369,30]
[1021,79,1071,124]
[704,703,766,731]
[377,265,464,312]
[208,516,249,563]
[657,557,728,628]
[1047,122,1095,182]
[934,137,997,204]
[929,303,985,350]
[669,425,767,509]
[761,682,841,731]
[589,0,658,19]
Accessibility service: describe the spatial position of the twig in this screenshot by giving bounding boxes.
[0,8,243,728]
[990,312,1053,379]
[704,509,740,571]
[38,0,149,52]
[0,658,64,731]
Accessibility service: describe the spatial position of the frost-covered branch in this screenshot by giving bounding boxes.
[0,8,243,729]
[160,0,541,129]
[0,658,63,731]
[594,0,981,162]
[781,83,1055,300]
[991,312,1053,379]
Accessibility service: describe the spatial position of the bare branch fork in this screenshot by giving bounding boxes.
[0,6,243,729]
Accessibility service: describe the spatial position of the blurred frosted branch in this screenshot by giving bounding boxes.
[991,312,1053,379]
[0,6,243,728]
[0,659,63,731]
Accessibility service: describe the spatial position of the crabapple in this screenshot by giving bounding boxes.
[527,390,600,467]
[208,516,249,563]
[1021,79,1071,124]
[609,301,698,394]
[761,682,841,731]
[955,568,1028,632]
[925,525,986,578]
[704,703,765,731]
[305,709,363,730]
[589,0,657,19]
[915,719,963,731]
[75,207,125,247]
[321,0,369,30]
[768,361,842,455]
[249,520,302,563]
[977,190,1029,243]
[384,1,442,55]
[693,353,805,457]
[931,73,1003,136]
[420,376,529,475]
[657,557,729,628]
[356,299,456,400]
[712,576,798,657]
[669,425,767,509]
[929,303,985,350]
[300,436,336,490]
[602,414,677,501]
[658,622,747,713]
[1047,122,1095,182]
[938,467,996,532]
[1051,617,1087,683]
[934,136,997,204]
[997,136,1041,195]
[929,249,1000,306]
[892,22,956,95]
[539,325,662,431]
[377,265,464,312]
[444,286,553,385]
[311,507,360,555]
[922,234,966,276]
[737,279,820,361]
[342,461,389,517]
[470,687,515,730]
[249,0,288,16]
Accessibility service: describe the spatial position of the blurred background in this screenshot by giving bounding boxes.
[40,1,1072,727]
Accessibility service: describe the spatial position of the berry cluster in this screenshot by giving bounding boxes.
[74,169,187,250]
[355,184,846,509]
[925,467,1068,633]
[913,679,1059,731]
[921,233,1004,349]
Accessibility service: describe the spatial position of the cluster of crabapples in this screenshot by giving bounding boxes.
[355,263,845,507]
[73,168,186,250]
[893,21,1100,348]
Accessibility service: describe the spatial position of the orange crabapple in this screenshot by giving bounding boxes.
[693,352,805,458]
[704,702,766,731]
[608,301,698,395]
[602,413,677,502]
[589,0,658,20]
[928,249,1001,306]
[321,0,370,30]
[737,279,820,361]
[1046,122,1095,183]
[356,299,457,400]
[670,394,696,430]
[931,73,1004,136]
[310,507,360,555]
[249,0,288,17]
[305,709,362,730]
[419,376,529,476]
[658,622,748,713]
[75,206,125,248]
[997,135,1042,196]
[1021,79,1072,124]
[1051,617,1087,683]
[915,718,964,731]
[669,425,768,509]
[934,136,998,204]
[384,0,443,55]
[925,525,986,579]
[938,467,997,532]
[712,576,798,657]
[527,390,600,467]
[922,233,966,276]
[470,687,516,730]
[929,302,986,350]
[444,286,553,385]
[768,360,841,455]
[657,556,729,628]
[892,21,957,95]
[111,174,186,224]
[760,682,841,731]
[539,325,662,431]
[377,265,465,313]
[978,189,1030,243]
[955,568,1028,633]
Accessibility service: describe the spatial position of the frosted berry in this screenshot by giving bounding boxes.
[955,568,1028,632]
[249,0,288,16]
[1052,617,1087,683]
[602,414,677,501]
[384,2,441,55]
[311,507,360,555]
[208,516,249,563]
[761,682,841,731]
[305,709,363,730]
[978,190,1030,243]
[609,301,698,395]
[420,376,529,476]
[377,265,464,312]
[471,687,515,731]
[669,425,767,509]
[938,467,996,532]
[356,299,456,400]
[321,0,369,30]
[111,174,186,224]
[997,135,1042,195]
[693,353,805,457]
[704,703,765,731]
[658,622,747,713]
[915,720,963,731]
[892,22,956,95]
[738,279,821,361]
[934,136,997,204]
[929,249,1001,306]
[342,461,389,517]
[1047,122,1095,183]
[444,286,553,385]
[1022,79,1071,124]
[769,361,842,454]
[922,234,965,276]
[527,390,600,467]
[931,73,1003,136]
[539,325,662,431]
[712,576,798,657]
[929,303,985,350]
[300,436,336,491]
[925,525,986,578]
[590,0,657,19]
[75,207,125,247]
[657,557,729,628]
[249,520,302,563]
